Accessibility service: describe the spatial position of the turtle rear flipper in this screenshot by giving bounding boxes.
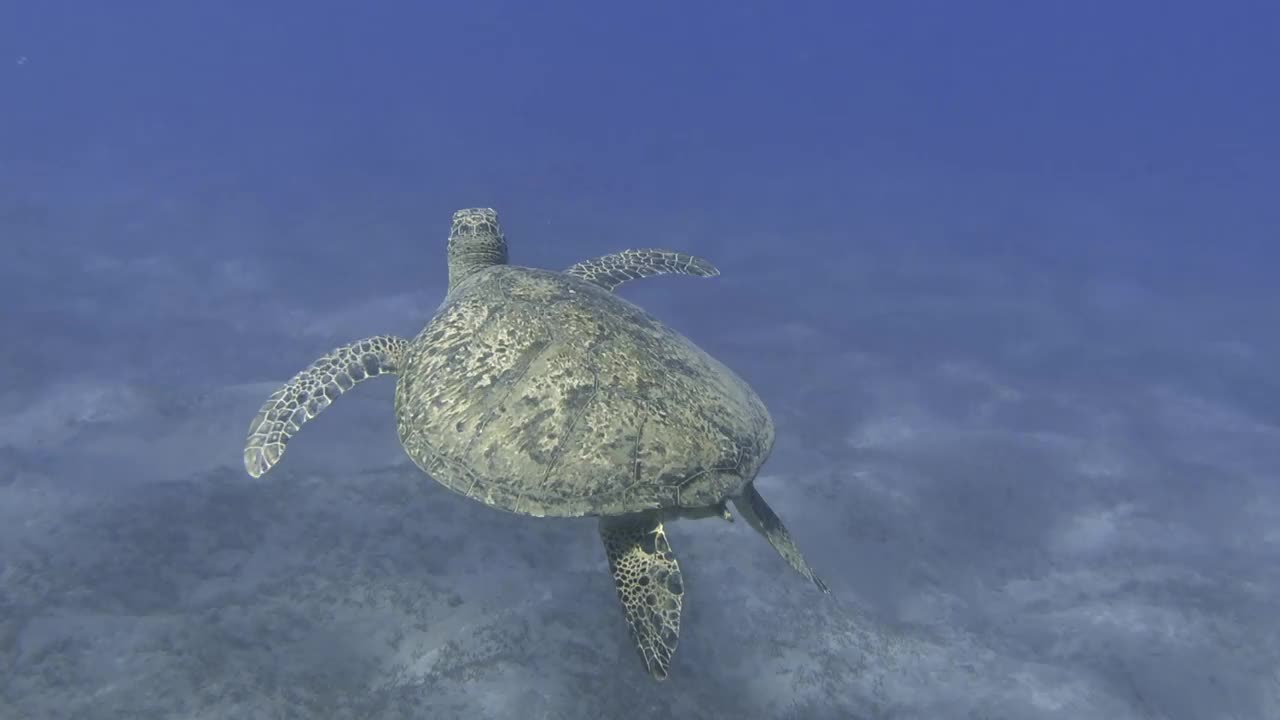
[733,481,829,593]
[600,512,685,680]
[243,335,409,478]
[565,249,719,291]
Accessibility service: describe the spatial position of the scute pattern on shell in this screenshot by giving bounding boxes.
[393,266,773,518]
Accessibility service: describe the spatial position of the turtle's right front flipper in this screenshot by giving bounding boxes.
[243,335,410,478]
[565,249,719,291]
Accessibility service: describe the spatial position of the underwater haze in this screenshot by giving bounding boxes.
[2,1,1278,718]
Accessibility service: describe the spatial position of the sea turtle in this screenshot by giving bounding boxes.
[243,208,828,680]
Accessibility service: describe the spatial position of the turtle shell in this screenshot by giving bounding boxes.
[393,265,773,518]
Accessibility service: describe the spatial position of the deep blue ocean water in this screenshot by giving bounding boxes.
[2,3,1277,718]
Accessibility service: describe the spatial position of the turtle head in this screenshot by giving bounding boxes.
[447,207,509,289]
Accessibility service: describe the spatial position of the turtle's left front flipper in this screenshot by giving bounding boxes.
[244,335,409,478]
[565,249,719,291]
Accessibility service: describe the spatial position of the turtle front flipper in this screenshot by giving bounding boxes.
[565,249,719,291]
[733,481,830,593]
[243,335,410,478]
[599,512,685,680]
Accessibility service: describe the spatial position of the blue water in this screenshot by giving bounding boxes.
[2,2,1277,718]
